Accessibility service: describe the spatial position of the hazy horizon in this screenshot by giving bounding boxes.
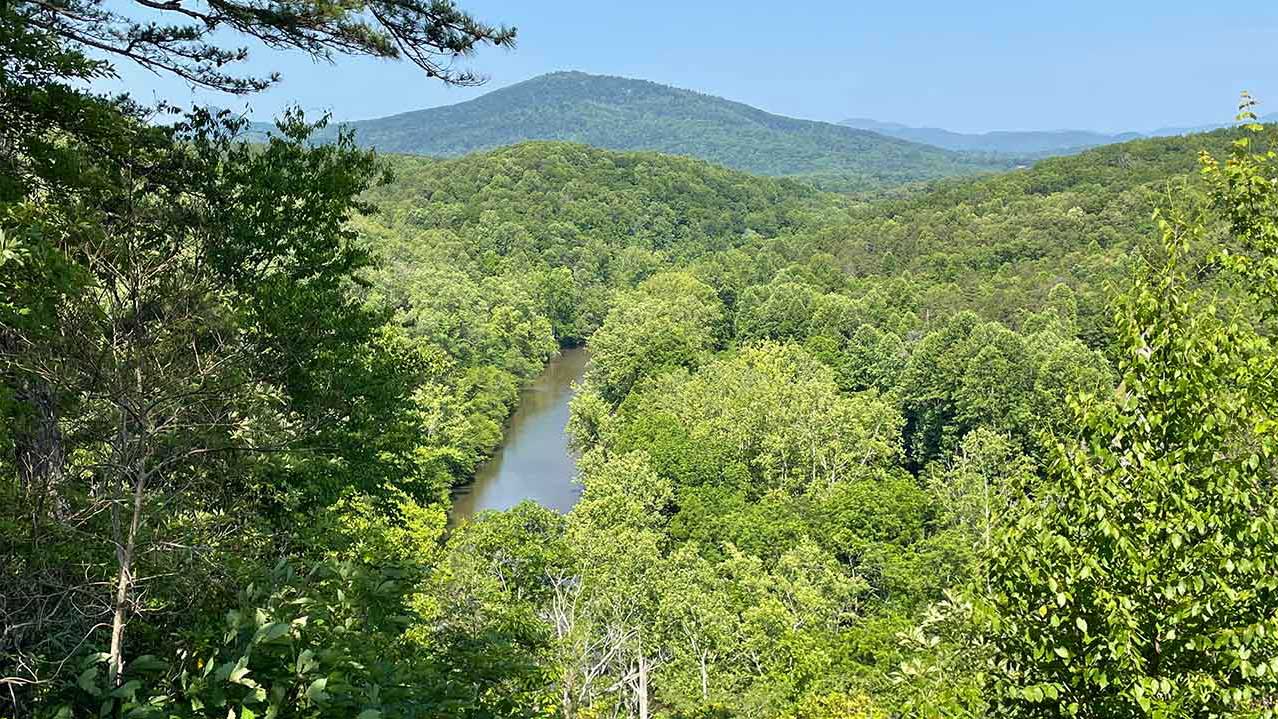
[97,0,1278,134]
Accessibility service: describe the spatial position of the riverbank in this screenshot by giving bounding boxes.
[449,346,589,524]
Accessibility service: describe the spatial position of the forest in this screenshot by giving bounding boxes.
[3,1,1277,718]
[310,72,1013,191]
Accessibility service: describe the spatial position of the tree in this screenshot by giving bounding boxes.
[414,502,566,717]
[1,0,513,707]
[655,545,736,712]
[653,343,902,495]
[568,451,673,719]
[13,0,514,93]
[0,112,435,710]
[585,273,724,405]
[927,428,1035,588]
[986,114,1278,716]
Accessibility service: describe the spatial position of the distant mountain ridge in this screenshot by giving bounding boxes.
[310,71,1012,191]
[840,114,1278,156]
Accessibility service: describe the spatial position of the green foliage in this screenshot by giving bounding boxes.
[317,71,1012,191]
[1,0,518,713]
[411,503,567,717]
[586,273,725,405]
[13,0,513,94]
[987,117,1278,717]
[11,2,1278,713]
[899,312,1112,468]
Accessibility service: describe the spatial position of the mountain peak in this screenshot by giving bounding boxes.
[324,73,1008,191]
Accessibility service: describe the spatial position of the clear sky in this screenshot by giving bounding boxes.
[102,0,1278,133]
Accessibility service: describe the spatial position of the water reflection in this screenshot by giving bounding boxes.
[449,346,589,524]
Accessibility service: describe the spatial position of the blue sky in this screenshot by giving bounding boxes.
[102,0,1278,133]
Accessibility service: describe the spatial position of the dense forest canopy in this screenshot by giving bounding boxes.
[3,2,1278,718]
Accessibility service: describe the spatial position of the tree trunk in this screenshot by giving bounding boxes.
[561,672,574,719]
[699,650,708,700]
[107,466,147,690]
[636,651,649,719]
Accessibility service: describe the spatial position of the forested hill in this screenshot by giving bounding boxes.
[356,129,1251,355]
[339,124,1278,716]
[363,140,843,251]
[814,126,1254,343]
[344,141,846,498]
[318,71,1013,191]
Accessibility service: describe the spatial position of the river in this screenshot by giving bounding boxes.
[449,346,589,524]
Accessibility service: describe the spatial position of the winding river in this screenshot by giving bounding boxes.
[449,346,589,524]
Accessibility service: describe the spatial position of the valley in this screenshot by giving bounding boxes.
[5,5,1278,718]
[451,346,588,522]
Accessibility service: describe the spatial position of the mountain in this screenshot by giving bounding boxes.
[315,71,1012,191]
[840,114,1278,156]
[1145,113,1278,137]
[840,118,1142,155]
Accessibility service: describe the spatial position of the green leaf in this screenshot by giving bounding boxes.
[110,680,141,700]
[229,657,251,684]
[127,654,168,674]
[295,649,316,674]
[254,622,291,644]
[77,666,100,697]
[305,677,328,704]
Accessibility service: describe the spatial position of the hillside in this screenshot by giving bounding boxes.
[807,126,1254,350]
[360,128,1251,344]
[356,127,1252,362]
[319,71,1012,191]
[348,126,1273,715]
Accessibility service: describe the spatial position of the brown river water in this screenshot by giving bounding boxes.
[449,346,589,524]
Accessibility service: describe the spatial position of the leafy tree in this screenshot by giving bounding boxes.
[987,116,1278,717]
[0,0,513,711]
[413,502,566,717]
[586,273,724,405]
[654,545,737,713]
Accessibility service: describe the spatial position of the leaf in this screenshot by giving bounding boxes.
[110,680,141,700]
[254,622,291,644]
[305,677,328,704]
[77,666,100,697]
[356,710,382,719]
[296,648,317,674]
[229,657,251,684]
[127,654,168,673]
